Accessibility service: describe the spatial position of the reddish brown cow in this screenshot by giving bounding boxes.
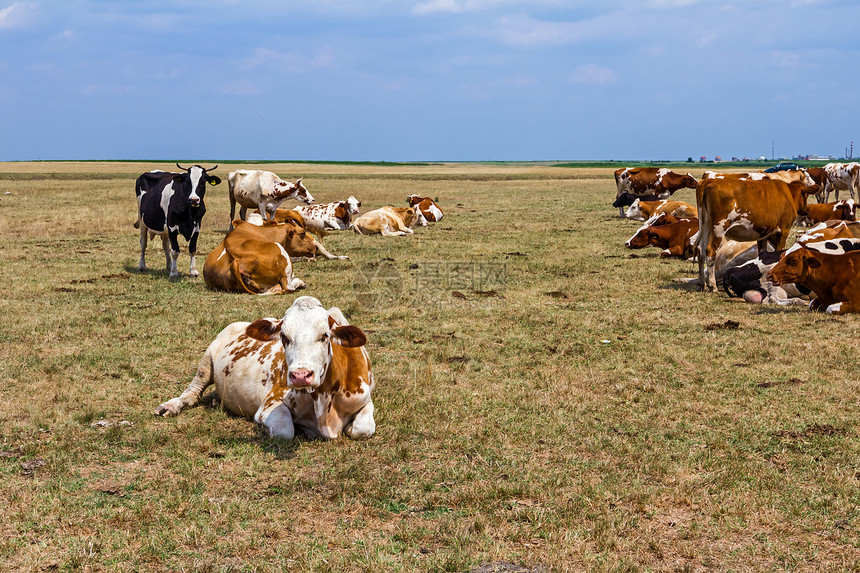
[696,177,819,291]
[625,217,698,258]
[768,240,860,314]
[802,199,856,225]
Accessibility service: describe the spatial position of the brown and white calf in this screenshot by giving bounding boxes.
[353,206,428,236]
[154,296,375,440]
[228,170,315,228]
[802,199,856,226]
[294,196,361,238]
[407,195,444,222]
[625,199,697,221]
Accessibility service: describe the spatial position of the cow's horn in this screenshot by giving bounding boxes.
[207,165,218,171]
[176,162,187,171]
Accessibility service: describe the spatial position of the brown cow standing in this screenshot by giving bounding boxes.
[696,177,819,291]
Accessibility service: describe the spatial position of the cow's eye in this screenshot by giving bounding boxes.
[281,335,292,346]
[319,332,330,343]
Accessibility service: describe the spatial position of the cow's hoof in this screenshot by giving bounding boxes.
[190,270,200,277]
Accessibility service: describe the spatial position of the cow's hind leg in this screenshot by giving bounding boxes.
[154,347,216,417]
[138,224,149,271]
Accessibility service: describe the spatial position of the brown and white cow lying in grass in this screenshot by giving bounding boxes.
[353,206,427,236]
[247,211,349,260]
[295,196,361,239]
[625,199,697,221]
[407,195,444,222]
[202,220,307,295]
[625,214,698,258]
[154,296,376,440]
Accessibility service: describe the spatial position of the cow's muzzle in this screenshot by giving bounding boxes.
[288,368,316,388]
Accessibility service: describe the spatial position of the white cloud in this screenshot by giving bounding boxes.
[568,63,617,85]
[0,1,32,29]
[413,0,464,14]
[242,47,334,73]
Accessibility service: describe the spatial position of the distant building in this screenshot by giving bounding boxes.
[699,156,707,162]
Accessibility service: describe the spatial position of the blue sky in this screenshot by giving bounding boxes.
[1,0,858,162]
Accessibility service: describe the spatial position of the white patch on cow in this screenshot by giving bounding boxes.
[158,184,175,229]
[428,203,443,221]
[827,302,843,314]
[188,166,204,203]
[216,247,227,261]
[802,238,860,255]
[625,199,642,220]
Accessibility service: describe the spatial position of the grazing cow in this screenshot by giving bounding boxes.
[247,211,349,260]
[721,249,811,305]
[407,195,444,222]
[802,199,856,226]
[625,217,698,258]
[154,296,376,440]
[353,206,428,236]
[612,192,659,210]
[823,162,860,202]
[135,164,221,278]
[295,196,361,238]
[202,220,306,295]
[768,239,860,314]
[625,199,697,221]
[696,177,819,291]
[227,170,315,228]
[614,168,698,216]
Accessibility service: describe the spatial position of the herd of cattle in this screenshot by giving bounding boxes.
[615,164,860,313]
[137,163,444,440]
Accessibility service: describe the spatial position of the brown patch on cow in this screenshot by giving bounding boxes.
[245,319,281,341]
[772,424,847,439]
[334,204,349,220]
[757,378,806,389]
[705,320,740,330]
[228,337,267,362]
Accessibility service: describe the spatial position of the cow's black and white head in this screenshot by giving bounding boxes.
[175,163,221,207]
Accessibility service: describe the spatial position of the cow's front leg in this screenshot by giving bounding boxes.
[826,301,859,315]
[343,401,375,440]
[167,229,181,277]
[188,231,200,277]
[255,391,295,440]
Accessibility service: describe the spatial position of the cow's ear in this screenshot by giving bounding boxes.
[208,176,221,186]
[245,319,282,341]
[331,325,367,348]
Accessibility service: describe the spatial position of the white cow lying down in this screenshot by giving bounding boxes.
[154,296,375,440]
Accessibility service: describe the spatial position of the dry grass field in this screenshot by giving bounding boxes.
[0,161,858,572]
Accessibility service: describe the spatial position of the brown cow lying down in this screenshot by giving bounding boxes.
[247,211,348,260]
[625,199,697,221]
[202,220,307,295]
[768,239,860,314]
[801,199,856,226]
[154,296,375,440]
[353,206,428,236]
[796,220,860,243]
[625,214,698,258]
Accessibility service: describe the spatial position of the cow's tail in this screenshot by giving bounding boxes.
[230,260,259,295]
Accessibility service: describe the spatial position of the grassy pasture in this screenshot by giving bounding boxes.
[0,161,858,572]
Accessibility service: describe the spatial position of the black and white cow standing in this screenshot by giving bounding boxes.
[135,163,221,277]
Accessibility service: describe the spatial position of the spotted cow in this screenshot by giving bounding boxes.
[154,296,376,440]
[135,164,221,278]
[823,162,860,202]
[625,199,697,221]
[353,206,428,236]
[228,170,315,228]
[295,196,361,238]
